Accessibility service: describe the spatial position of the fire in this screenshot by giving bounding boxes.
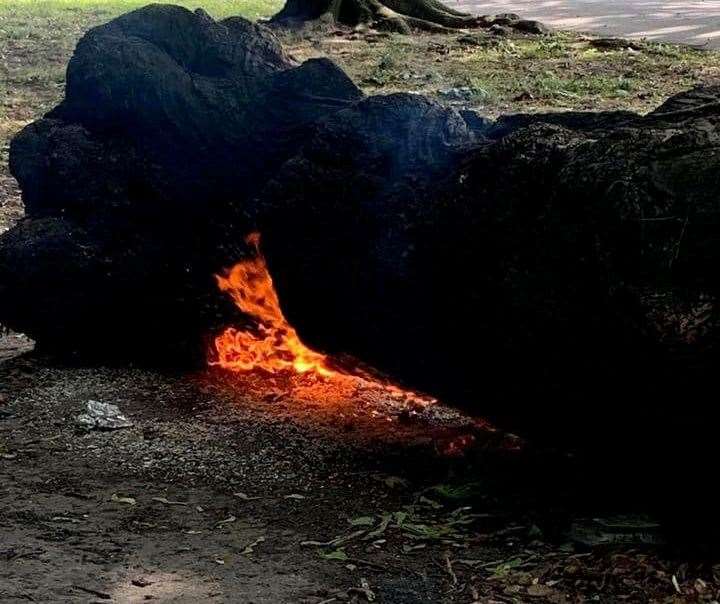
[211,233,436,408]
[213,233,335,377]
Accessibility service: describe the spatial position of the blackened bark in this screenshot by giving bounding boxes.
[0,4,364,362]
[2,6,720,489]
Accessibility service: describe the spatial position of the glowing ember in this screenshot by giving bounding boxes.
[211,233,435,407]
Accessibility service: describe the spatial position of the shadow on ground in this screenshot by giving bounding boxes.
[2,342,718,603]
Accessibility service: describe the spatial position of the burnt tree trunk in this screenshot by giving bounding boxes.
[258,90,720,443]
[0,5,365,363]
[2,5,720,501]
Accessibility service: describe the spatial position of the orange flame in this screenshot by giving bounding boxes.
[213,233,335,377]
[212,233,436,409]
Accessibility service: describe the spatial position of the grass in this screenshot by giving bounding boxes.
[2,1,719,124]
[2,0,280,21]
[0,1,281,122]
[294,32,720,115]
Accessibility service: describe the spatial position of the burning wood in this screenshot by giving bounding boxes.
[212,233,334,377]
[212,232,436,408]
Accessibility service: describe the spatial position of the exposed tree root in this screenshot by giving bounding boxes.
[269,0,548,34]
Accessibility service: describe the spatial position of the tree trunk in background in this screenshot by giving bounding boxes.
[270,0,548,33]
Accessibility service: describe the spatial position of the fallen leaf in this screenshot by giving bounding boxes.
[672,575,681,594]
[402,543,427,553]
[364,514,392,540]
[234,492,260,501]
[152,497,189,507]
[492,557,524,576]
[321,549,348,561]
[284,494,306,500]
[302,530,366,548]
[349,516,375,527]
[215,515,237,526]
[241,536,266,555]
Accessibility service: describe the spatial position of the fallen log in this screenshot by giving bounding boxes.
[2,5,720,472]
[1,4,366,361]
[260,87,720,451]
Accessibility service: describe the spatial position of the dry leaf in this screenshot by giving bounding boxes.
[241,536,266,555]
[216,515,237,526]
[152,497,189,506]
[234,492,260,501]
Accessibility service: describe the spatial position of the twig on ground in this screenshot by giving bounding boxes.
[71,585,112,600]
[444,552,458,586]
[346,557,389,572]
[302,529,367,548]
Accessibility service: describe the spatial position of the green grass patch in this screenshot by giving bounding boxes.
[1,0,282,22]
[0,0,281,123]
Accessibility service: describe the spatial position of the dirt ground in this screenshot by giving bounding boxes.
[4,7,720,603]
[4,347,720,604]
[0,351,484,603]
